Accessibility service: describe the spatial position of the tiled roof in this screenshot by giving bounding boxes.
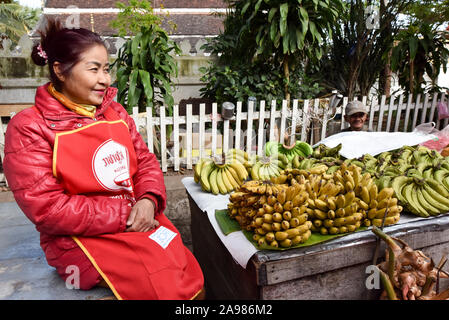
[45,0,228,9]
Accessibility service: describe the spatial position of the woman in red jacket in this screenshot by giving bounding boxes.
[3,18,204,300]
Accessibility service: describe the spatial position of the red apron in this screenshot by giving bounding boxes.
[52,107,204,300]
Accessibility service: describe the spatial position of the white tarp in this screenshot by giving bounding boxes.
[315,130,437,159]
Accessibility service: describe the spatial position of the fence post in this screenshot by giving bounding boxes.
[186,104,193,169]
[199,103,206,159]
[211,102,218,158]
[257,100,266,158]
[393,94,404,132]
[160,106,167,172]
[269,100,277,142]
[246,99,254,155]
[173,104,180,171]
[411,94,421,131]
[301,100,309,142]
[376,95,387,132]
[403,93,413,132]
[279,100,288,144]
[290,99,298,145]
[385,95,395,132]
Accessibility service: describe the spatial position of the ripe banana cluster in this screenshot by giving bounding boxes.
[194,150,249,194]
[277,163,401,235]
[228,181,312,248]
[264,141,313,162]
[250,155,289,181]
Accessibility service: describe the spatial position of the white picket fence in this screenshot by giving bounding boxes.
[0,92,448,179]
[131,92,449,172]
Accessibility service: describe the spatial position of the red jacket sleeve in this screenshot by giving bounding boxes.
[3,109,132,236]
[111,102,167,215]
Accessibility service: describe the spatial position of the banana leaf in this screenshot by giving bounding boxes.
[215,209,367,251]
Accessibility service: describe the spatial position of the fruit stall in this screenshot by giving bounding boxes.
[182,131,449,300]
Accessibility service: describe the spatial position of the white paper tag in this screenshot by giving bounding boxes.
[148,226,177,249]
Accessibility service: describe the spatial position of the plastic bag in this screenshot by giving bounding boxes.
[419,123,449,152]
[438,102,449,120]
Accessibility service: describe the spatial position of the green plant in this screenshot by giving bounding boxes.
[112,25,180,114]
[110,0,164,37]
[390,22,449,96]
[0,0,41,47]
[199,1,330,105]
[110,0,181,114]
[232,0,344,102]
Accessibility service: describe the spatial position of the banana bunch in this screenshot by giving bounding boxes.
[225,149,252,173]
[392,173,449,218]
[311,143,342,159]
[194,157,249,194]
[264,140,313,162]
[250,155,289,181]
[228,181,312,248]
[276,163,401,235]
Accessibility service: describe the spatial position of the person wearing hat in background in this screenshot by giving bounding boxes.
[341,100,371,132]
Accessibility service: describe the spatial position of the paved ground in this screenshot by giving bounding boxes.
[0,193,114,300]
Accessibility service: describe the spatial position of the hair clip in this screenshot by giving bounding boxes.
[37,44,48,63]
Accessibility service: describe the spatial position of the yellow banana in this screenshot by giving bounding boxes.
[359,186,370,204]
[376,187,394,203]
[314,209,328,220]
[369,184,378,203]
[230,160,249,181]
[327,197,337,211]
[336,194,346,208]
[194,158,204,183]
[314,199,329,211]
[344,191,356,207]
[209,168,220,195]
[220,167,234,193]
[372,214,400,227]
[216,168,228,194]
[200,161,216,192]
[227,165,243,185]
[277,189,287,205]
[223,166,240,190]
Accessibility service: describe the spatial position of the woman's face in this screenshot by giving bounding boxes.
[55,45,111,106]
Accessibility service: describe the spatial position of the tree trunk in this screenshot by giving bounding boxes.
[382,49,392,97]
[409,58,415,96]
[283,55,290,104]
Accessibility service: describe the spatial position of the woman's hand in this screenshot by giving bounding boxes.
[125,198,159,232]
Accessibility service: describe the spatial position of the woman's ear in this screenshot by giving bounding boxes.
[52,62,65,82]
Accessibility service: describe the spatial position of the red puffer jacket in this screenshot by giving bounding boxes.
[3,83,167,289]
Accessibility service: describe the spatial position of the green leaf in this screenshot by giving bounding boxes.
[254,0,263,12]
[128,69,139,107]
[270,18,278,41]
[279,3,288,36]
[282,32,289,54]
[409,37,418,60]
[268,7,278,23]
[241,2,251,16]
[138,70,153,102]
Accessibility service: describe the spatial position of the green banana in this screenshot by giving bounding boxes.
[404,183,429,217]
[423,180,449,208]
[415,186,441,216]
[426,178,449,197]
[420,184,449,212]
[295,141,313,157]
[391,176,412,204]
